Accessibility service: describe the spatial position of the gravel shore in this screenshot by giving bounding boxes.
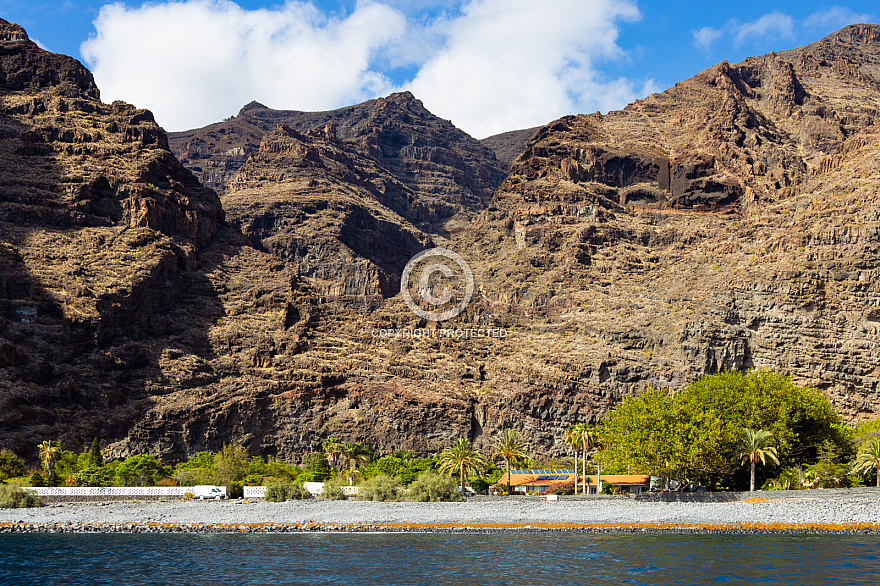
[2,493,880,533]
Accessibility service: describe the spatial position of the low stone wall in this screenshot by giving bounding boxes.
[636,487,880,502]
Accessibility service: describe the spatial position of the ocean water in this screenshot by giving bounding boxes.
[1,532,878,586]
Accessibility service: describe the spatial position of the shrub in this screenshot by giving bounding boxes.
[404,472,461,502]
[264,480,311,502]
[182,492,194,501]
[358,473,400,502]
[320,477,347,500]
[540,481,574,496]
[0,483,42,508]
[226,481,244,499]
[0,450,25,481]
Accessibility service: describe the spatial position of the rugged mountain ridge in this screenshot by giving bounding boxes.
[5,20,880,464]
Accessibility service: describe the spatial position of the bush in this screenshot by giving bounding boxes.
[358,473,401,502]
[540,481,574,496]
[468,477,490,495]
[404,472,461,502]
[264,480,311,502]
[27,472,45,487]
[0,483,42,508]
[182,492,194,501]
[320,477,347,500]
[0,450,25,481]
[226,481,245,499]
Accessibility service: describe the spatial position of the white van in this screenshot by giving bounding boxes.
[192,485,227,500]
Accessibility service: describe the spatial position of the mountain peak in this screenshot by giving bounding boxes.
[0,18,29,42]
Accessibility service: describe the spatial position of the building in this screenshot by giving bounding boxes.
[492,471,651,495]
[582,474,650,494]
[492,469,576,495]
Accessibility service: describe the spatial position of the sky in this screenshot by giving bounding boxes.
[0,1,877,138]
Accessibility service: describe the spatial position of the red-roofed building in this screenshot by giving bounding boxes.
[492,470,650,495]
[492,469,576,495]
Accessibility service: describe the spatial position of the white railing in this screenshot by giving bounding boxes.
[243,484,360,498]
[32,487,199,497]
[244,486,266,498]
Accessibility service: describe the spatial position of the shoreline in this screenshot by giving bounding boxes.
[2,490,880,535]
[2,521,879,534]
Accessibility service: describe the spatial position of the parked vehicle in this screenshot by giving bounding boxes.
[192,485,227,500]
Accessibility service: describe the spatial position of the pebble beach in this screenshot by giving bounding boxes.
[3,492,880,534]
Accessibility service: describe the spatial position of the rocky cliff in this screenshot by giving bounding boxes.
[4,20,880,464]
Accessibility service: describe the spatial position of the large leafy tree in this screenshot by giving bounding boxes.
[438,438,489,496]
[492,429,529,496]
[38,440,62,473]
[598,370,842,488]
[853,439,880,488]
[737,428,779,491]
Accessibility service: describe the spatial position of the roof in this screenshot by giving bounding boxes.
[494,469,576,487]
[584,474,650,486]
[494,473,650,487]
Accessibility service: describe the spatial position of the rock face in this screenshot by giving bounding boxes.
[170,93,507,298]
[6,20,880,465]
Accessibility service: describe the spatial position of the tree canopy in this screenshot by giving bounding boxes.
[597,370,843,484]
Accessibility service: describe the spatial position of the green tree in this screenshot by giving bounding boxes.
[853,439,880,488]
[113,454,170,486]
[598,370,843,489]
[322,438,343,470]
[88,438,102,467]
[737,428,779,491]
[299,452,332,482]
[340,442,372,485]
[214,444,250,484]
[492,429,529,496]
[437,438,489,497]
[0,449,25,481]
[38,440,62,473]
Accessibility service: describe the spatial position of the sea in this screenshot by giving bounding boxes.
[1,532,878,585]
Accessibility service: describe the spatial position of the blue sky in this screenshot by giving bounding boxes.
[0,1,877,137]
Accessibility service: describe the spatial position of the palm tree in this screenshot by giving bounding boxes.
[438,438,489,497]
[583,426,602,495]
[322,438,342,470]
[853,439,880,488]
[576,424,597,494]
[38,440,62,473]
[564,425,583,494]
[492,429,529,496]
[340,442,371,485]
[737,428,779,491]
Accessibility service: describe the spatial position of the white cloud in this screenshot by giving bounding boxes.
[81,0,406,131]
[803,6,872,31]
[404,0,644,138]
[81,0,656,138]
[692,26,723,54]
[733,11,795,47]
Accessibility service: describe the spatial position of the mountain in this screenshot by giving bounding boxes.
[169,93,507,298]
[3,19,880,464]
